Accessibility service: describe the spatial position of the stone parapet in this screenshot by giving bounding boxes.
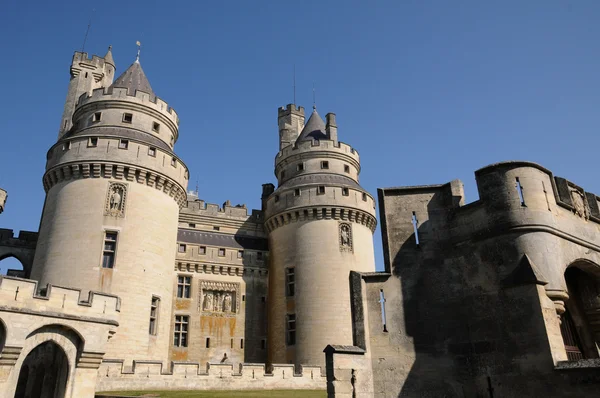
[95,361,325,392]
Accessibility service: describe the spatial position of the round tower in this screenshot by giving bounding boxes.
[31,55,188,362]
[265,106,377,368]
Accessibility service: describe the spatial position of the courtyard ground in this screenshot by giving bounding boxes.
[96,390,326,397]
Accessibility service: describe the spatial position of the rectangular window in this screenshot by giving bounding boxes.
[152,122,160,132]
[62,141,71,151]
[174,315,189,347]
[148,147,156,157]
[257,252,263,261]
[321,161,329,169]
[177,276,191,298]
[238,250,244,259]
[189,223,196,228]
[344,165,350,173]
[213,226,220,231]
[342,188,349,196]
[88,137,98,147]
[102,231,117,268]
[149,296,159,335]
[206,337,210,348]
[199,246,206,255]
[294,189,301,196]
[118,139,129,149]
[286,267,295,296]
[286,314,296,345]
[297,163,305,171]
[92,112,102,122]
[218,248,226,257]
[171,157,177,167]
[170,135,174,146]
[231,338,234,349]
[122,113,133,123]
[240,339,244,349]
[178,244,186,253]
[317,186,325,195]
[362,192,368,201]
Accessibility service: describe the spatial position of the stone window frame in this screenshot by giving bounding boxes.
[122,112,133,124]
[199,246,206,255]
[173,315,189,347]
[62,141,71,151]
[317,186,326,195]
[218,248,226,257]
[321,161,329,170]
[88,137,98,147]
[177,275,192,299]
[148,146,156,157]
[286,313,296,346]
[118,139,129,150]
[101,230,119,269]
[286,267,295,297]
[92,111,102,123]
[149,296,160,335]
[297,162,305,172]
[344,164,350,173]
[342,187,349,196]
[237,250,244,259]
[294,189,301,197]
[178,243,186,253]
[152,122,160,133]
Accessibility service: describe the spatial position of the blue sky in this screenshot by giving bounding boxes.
[1,0,600,273]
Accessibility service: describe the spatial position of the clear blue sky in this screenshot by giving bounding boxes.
[1,0,600,273]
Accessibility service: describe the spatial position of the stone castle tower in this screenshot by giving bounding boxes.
[30,48,189,362]
[264,105,377,367]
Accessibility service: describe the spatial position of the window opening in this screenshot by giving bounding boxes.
[344,165,350,173]
[199,246,206,255]
[92,112,102,122]
[294,189,301,196]
[178,244,186,253]
[238,250,244,259]
[206,338,210,348]
[118,139,129,149]
[342,188,349,196]
[516,177,526,206]
[102,232,117,268]
[152,122,160,132]
[286,267,295,296]
[189,223,196,228]
[411,211,420,246]
[174,315,189,347]
[177,276,191,298]
[213,226,220,231]
[297,163,304,171]
[318,186,325,195]
[286,314,296,345]
[240,339,244,349]
[148,147,156,157]
[218,248,226,257]
[379,289,388,332]
[89,137,98,147]
[149,296,159,335]
[257,252,263,261]
[122,113,133,123]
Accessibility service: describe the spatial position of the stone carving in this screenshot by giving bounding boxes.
[570,188,589,220]
[199,281,240,316]
[339,222,353,252]
[105,182,127,217]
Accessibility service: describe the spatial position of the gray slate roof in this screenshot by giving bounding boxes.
[177,230,268,251]
[296,109,328,143]
[110,61,153,96]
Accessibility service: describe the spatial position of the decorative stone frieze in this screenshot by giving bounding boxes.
[104,182,127,217]
[199,280,240,315]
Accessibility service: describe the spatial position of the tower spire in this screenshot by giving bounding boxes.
[312,82,316,110]
[135,41,141,63]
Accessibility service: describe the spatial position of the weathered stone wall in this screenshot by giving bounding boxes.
[95,361,325,392]
[371,161,600,397]
[0,276,119,398]
[0,229,37,276]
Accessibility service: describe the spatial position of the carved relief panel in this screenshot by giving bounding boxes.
[569,187,590,220]
[339,222,353,252]
[104,182,127,217]
[199,280,240,317]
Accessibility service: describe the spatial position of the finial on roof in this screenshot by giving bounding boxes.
[135,40,141,63]
[312,82,316,110]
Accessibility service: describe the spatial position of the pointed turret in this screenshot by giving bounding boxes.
[296,107,327,143]
[110,60,153,96]
[104,45,115,67]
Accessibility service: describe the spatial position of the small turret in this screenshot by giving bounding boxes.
[278,104,305,150]
[102,45,116,87]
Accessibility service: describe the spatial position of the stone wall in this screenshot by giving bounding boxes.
[95,361,325,392]
[369,161,600,397]
[0,229,37,277]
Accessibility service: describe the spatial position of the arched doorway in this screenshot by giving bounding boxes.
[560,265,600,360]
[13,341,69,398]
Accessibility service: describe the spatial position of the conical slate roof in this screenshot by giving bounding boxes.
[110,60,153,95]
[104,45,115,67]
[296,108,328,143]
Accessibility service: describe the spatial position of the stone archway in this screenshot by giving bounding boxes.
[13,340,69,398]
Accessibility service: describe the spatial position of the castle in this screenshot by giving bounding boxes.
[1,46,600,398]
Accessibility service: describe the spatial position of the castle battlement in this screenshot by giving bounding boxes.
[71,51,109,69]
[0,229,37,244]
[378,160,600,257]
[183,197,263,221]
[0,276,120,323]
[278,103,305,116]
[96,360,324,392]
[275,139,360,165]
[75,87,179,127]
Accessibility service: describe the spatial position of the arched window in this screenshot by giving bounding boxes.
[0,255,25,277]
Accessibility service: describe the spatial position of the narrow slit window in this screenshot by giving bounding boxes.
[411,211,420,246]
[177,275,191,298]
[261,339,266,349]
[516,177,526,206]
[286,267,295,296]
[122,113,133,123]
[286,314,296,345]
[102,231,118,268]
[149,296,159,335]
[173,315,189,347]
[206,338,210,348]
[379,289,388,332]
[240,339,244,349]
[230,338,234,349]
[63,141,71,151]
